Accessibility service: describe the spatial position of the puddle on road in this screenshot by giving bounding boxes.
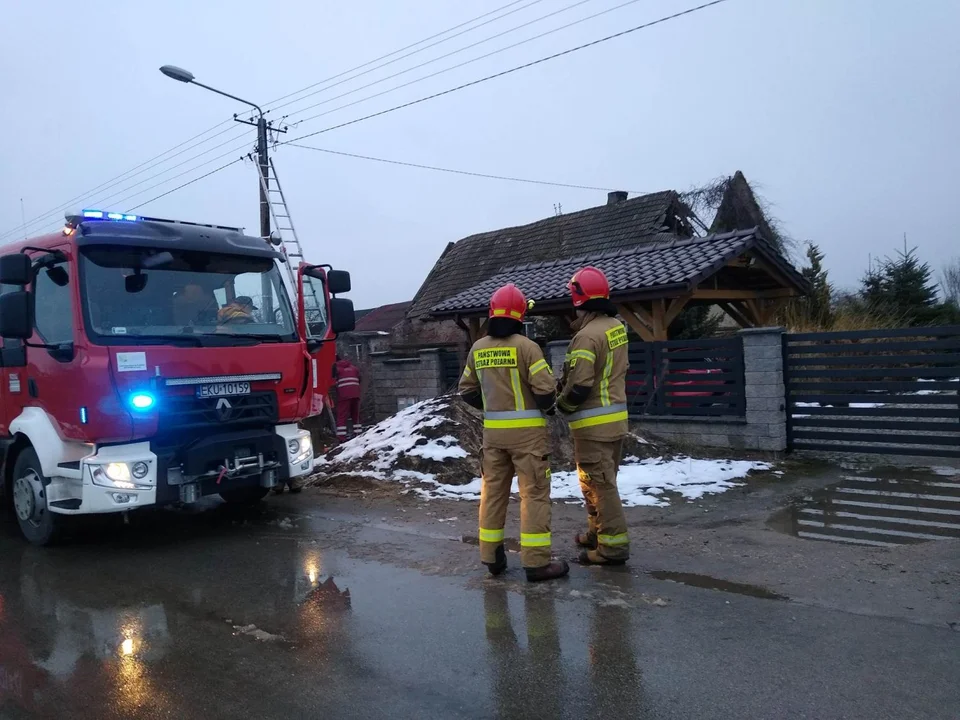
[771,471,960,547]
[648,571,788,600]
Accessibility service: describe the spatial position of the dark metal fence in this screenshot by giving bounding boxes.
[626,337,745,417]
[783,326,960,458]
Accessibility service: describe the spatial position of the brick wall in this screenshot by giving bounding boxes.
[369,349,445,421]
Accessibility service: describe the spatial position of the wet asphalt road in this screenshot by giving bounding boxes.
[0,492,958,720]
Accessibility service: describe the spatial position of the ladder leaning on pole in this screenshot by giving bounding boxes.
[255,158,321,317]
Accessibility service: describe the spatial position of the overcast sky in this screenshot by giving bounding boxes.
[2,0,958,309]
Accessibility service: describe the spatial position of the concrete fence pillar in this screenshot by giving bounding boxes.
[739,327,787,452]
[546,341,569,376]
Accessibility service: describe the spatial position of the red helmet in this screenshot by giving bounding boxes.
[489,283,530,321]
[568,266,610,307]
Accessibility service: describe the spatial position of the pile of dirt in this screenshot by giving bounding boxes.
[310,395,664,490]
[311,396,481,487]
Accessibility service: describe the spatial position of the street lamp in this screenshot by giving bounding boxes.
[160,64,275,317]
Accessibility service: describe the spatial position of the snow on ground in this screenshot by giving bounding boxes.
[315,398,466,479]
[406,456,772,507]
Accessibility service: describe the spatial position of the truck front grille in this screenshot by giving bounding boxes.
[157,391,278,435]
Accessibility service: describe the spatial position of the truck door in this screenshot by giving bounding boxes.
[297,265,354,418]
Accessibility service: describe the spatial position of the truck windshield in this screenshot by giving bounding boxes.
[79,246,297,344]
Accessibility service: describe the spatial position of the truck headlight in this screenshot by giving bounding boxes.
[91,463,135,489]
[90,462,152,489]
[291,435,312,464]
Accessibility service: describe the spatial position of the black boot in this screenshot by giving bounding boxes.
[525,560,570,583]
[484,545,507,576]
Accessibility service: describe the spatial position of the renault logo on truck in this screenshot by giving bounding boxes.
[215,397,233,422]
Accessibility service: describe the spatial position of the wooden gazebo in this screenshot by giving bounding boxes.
[429,228,810,341]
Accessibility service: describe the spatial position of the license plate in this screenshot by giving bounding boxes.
[196,381,251,398]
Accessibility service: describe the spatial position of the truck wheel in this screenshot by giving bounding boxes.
[12,448,62,546]
[219,487,270,505]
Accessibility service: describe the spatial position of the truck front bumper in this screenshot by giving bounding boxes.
[47,424,314,515]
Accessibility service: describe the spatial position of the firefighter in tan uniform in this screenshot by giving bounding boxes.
[557,266,631,565]
[459,284,570,582]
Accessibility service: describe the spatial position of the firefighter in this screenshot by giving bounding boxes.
[557,266,631,565]
[333,355,362,442]
[459,284,569,582]
[217,295,257,325]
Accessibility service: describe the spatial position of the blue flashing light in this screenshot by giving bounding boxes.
[80,407,88,424]
[81,209,138,222]
[129,392,156,411]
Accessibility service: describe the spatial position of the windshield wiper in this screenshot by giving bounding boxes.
[214,333,290,344]
[118,333,205,347]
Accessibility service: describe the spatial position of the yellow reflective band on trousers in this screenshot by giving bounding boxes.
[520,532,551,547]
[479,527,505,543]
[484,409,547,429]
[598,532,629,546]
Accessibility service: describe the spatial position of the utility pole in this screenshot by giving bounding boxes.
[160,65,287,319]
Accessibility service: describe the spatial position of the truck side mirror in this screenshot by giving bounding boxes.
[326,270,351,295]
[0,254,32,286]
[330,297,355,335]
[0,290,34,339]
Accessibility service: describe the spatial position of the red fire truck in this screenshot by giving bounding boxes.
[0,210,353,545]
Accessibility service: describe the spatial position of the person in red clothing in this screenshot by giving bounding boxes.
[333,355,362,442]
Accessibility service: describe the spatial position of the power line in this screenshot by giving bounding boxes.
[9,0,589,240]
[125,158,245,213]
[262,0,534,110]
[281,0,730,145]
[101,0,729,222]
[267,0,549,114]
[0,119,236,242]
[287,142,647,194]
[281,0,605,124]
[1,2,533,240]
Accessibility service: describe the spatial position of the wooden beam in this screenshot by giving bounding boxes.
[755,297,788,326]
[466,317,488,343]
[691,288,797,301]
[750,256,797,292]
[718,301,756,329]
[664,293,693,326]
[651,299,667,341]
[617,303,654,341]
[628,301,654,328]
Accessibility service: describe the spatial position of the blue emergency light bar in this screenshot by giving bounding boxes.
[82,209,138,222]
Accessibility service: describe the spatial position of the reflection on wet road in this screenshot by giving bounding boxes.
[772,466,960,546]
[1,495,957,719]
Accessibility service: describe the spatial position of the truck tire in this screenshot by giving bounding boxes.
[12,447,62,546]
[219,487,270,505]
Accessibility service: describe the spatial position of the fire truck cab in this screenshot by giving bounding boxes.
[0,210,353,545]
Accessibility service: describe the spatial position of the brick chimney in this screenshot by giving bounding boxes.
[607,191,628,205]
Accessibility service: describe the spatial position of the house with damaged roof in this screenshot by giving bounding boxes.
[360,172,809,427]
[398,171,807,345]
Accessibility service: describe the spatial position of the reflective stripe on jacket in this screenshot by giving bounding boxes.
[558,314,629,440]
[459,334,555,450]
[334,360,361,399]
